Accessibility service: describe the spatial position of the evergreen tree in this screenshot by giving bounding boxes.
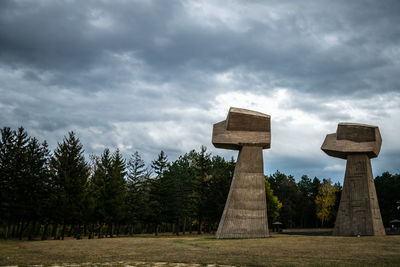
[0,127,17,238]
[50,131,89,239]
[375,172,400,226]
[106,149,127,236]
[148,150,170,235]
[151,150,169,178]
[267,171,303,228]
[126,151,151,234]
[127,151,148,184]
[148,176,164,235]
[91,148,127,237]
[297,175,320,227]
[203,155,234,229]
[163,154,196,235]
[24,138,51,240]
[90,151,110,237]
[190,146,212,233]
[8,127,31,239]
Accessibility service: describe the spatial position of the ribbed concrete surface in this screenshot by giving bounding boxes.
[333,154,385,236]
[216,146,268,238]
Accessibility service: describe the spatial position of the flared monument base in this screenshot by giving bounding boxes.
[216,146,269,239]
[333,154,385,236]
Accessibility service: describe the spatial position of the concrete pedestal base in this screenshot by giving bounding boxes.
[333,154,385,236]
[216,146,269,239]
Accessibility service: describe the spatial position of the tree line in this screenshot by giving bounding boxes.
[0,127,399,240]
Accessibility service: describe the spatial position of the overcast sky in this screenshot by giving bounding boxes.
[1,0,399,182]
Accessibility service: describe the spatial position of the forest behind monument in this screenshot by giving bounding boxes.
[0,126,399,240]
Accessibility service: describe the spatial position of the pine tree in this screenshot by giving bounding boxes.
[24,138,51,240]
[190,146,212,234]
[126,151,151,234]
[297,175,321,227]
[0,127,16,238]
[149,150,170,235]
[90,150,111,238]
[91,148,127,237]
[106,149,127,236]
[203,155,234,229]
[266,171,304,228]
[161,154,196,235]
[50,131,89,239]
[375,172,400,225]
[151,150,169,178]
[127,151,148,184]
[12,127,30,239]
[13,128,30,212]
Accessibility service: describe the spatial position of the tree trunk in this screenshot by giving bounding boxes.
[19,219,27,240]
[109,223,114,237]
[88,224,93,239]
[154,224,158,236]
[197,218,202,235]
[189,217,192,234]
[128,224,133,236]
[116,224,120,237]
[125,225,129,235]
[98,224,103,238]
[175,219,179,236]
[35,221,42,236]
[10,222,14,238]
[4,224,9,240]
[61,222,66,240]
[183,217,186,235]
[41,223,49,240]
[75,224,81,239]
[53,223,59,240]
[67,224,73,237]
[16,219,21,238]
[28,221,36,240]
[11,222,16,238]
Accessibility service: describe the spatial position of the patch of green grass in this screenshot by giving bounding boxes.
[0,232,399,266]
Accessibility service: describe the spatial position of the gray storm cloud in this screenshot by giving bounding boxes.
[0,0,399,181]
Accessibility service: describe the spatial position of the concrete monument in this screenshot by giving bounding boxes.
[321,123,385,236]
[212,107,270,238]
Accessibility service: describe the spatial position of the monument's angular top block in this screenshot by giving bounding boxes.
[321,122,382,159]
[212,107,271,150]
[226,107,271,132]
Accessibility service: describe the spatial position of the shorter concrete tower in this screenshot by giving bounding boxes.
[321,123,385,236]
[212,107,270,238]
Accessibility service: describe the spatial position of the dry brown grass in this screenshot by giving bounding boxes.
[0,231,399,266]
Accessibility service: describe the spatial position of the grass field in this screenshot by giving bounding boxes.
[1,231,400,266]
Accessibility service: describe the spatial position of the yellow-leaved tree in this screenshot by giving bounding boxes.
[315,178,339,226]
[265,179,282,225]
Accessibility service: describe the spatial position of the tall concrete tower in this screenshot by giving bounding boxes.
[212,107,270,238]
[321,123,385,236]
